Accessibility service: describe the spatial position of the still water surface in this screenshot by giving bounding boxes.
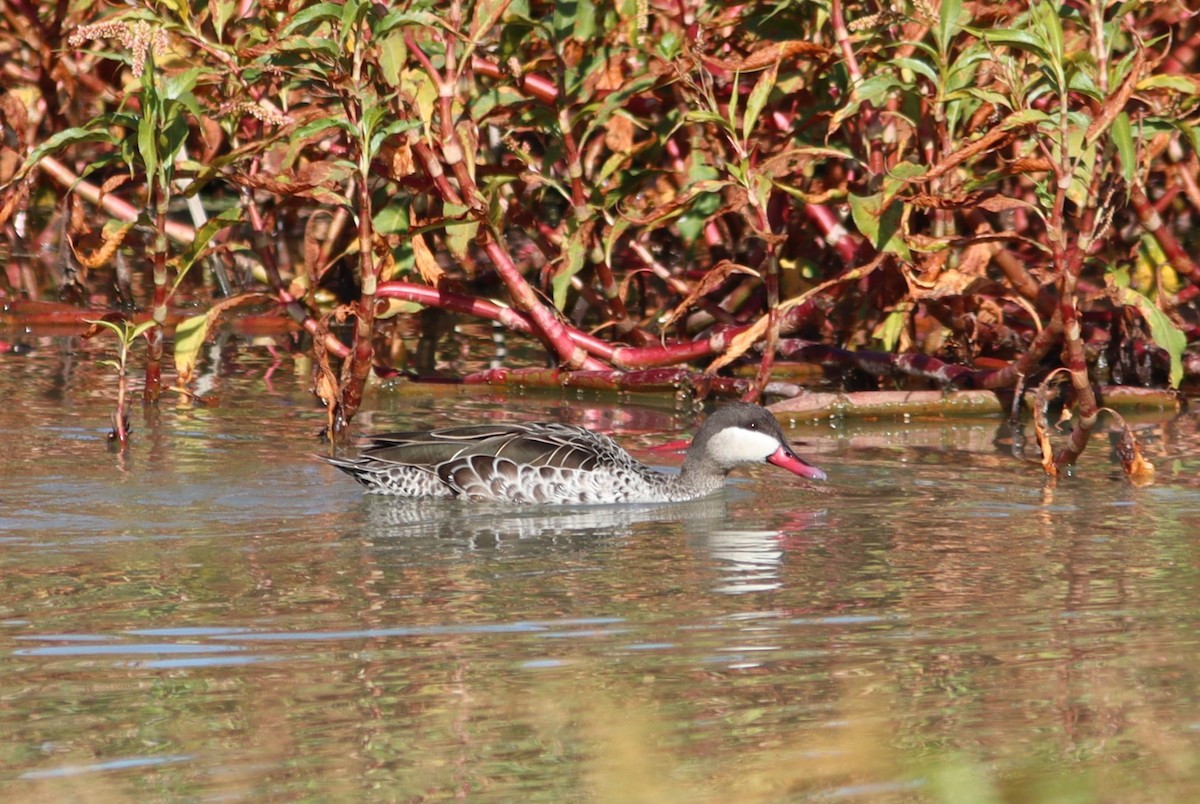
[3,336,1200,801]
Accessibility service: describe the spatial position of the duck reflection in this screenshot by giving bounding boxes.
[359,493,826,597]
[361,494,732,547]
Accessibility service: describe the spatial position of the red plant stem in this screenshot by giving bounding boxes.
[463,366,754,398]
[406,134,466,207]
[799,202,859,266]
[479,232,603,369]
[975,311,1064,391]
[830,0,882,176]
[143,191,167,403]
[114,353,129,445]
[1130,183,1200,289]
[377,280,741,370]
[470,56,558,103]
[378,281,548,334]
[407,36,598,370]
[1051,144,1103,468]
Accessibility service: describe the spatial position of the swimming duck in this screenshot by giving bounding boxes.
[322,402,826,504]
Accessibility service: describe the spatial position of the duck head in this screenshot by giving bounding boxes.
[688,403,827,481]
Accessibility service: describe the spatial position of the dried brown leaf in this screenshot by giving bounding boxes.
[233,160,352,204]
[72,220,136,270]
[924,125,1018,182]
[412,232,444,285]
[976,195,1038,213]
[659,260,758,332]
[758,147,852,181]
[1086,48,1145,145]
[1004,156,1054,175]
[706,40,830,73]
[908,191,990,210]
[706,314,769,374]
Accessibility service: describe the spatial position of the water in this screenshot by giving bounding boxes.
[3,334,1200,801]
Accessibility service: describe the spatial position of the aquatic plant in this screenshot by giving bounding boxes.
[0,0,1197,473]
[82,315,156,445]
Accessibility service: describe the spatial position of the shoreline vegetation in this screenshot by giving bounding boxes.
[0,0,1195,478]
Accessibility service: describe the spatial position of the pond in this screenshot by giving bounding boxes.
[3,334,1200,801]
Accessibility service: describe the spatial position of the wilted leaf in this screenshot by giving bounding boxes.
[1114,419,1155,486]
[1032,373,1062,477]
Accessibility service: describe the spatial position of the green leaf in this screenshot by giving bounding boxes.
[293,115,355,141]
[742,62,777,144]
[1111,111,1135,191]
[1137,74,1199,94]
[172,312,212,381]
[172,206,242,285]
[138,113,159,182]
[18,127,110,178]
[374,200,410,236]
[849,190,910,259]
[937,0,966,53]
[1168,120,1200,156]
[471,0,510,40]
[893,56,938,87]
[161,67,202,101]
[961,87,1012,110]
[581,73,659,142]
[84,318,126,339]
[283,3,343,36]
[553,0,596,43]
[378,30,407,87]
[213,0,236,39]
[552,223,590,311]
[684,110,733,129]
[278,36,342,61]
[970,27,1051,61]
[1000,108,1054,129]
[375,9,442,36]
[830,74,901,132]
[603,217,632,268]
[1120,288,1185,388]
[876,306,909,351]
[442,202,479,260]
[1032,1,1064,63]
[130,319,158,339]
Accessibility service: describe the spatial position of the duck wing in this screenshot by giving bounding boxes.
[358,422,647,502]
[360,422,640,472]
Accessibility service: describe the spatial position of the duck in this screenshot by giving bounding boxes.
[321,402,826,505]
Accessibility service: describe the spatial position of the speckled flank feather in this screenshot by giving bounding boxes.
[321,403,825,505]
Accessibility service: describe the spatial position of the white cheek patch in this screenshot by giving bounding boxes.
[705,427,781,465]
